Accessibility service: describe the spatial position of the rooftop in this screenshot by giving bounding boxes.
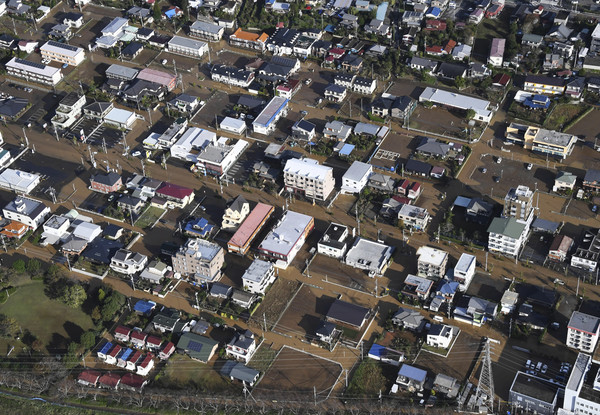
[254,96,288,128]
[416,246,448,266]
[569,311,600,335]
[179,238,222,262]
[259,210,313,256]
[326,299,369,327]
[242,259,273,283]
[284,158,332,181]
[487,217,526,239]
[510,372,560,404]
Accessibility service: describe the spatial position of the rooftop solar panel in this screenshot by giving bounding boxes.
[15,58,46,70]
[48,40,78,52]
[187,340,204,353]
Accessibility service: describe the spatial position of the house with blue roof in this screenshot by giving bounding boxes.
[184,217,214,238]
[134,300,157,316]
[425,7,441,18]
[376,2,388,20]
[98,342,113,361]
[118,348,134,367]
[368,343,405,365]
[523,94,551,109]
[396,364,427,391]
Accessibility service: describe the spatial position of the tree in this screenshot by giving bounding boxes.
[346,360,387,397]
[100,292,125,321]
[11,259,25,273]
[97,288,106,302]
[465,109,476,120]
[80,331,96,350]
[0,314,19,338]
[181,0,189,21]
[59,284,87,308]
[153,1,161,21]
[26,258,41,276]
[454,76,466,90]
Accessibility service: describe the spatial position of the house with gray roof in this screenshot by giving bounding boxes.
[220,361,260,386]
[176,332,218,362]
[392,307,426,332]
[189,20,224,42]
[416,137,451,158]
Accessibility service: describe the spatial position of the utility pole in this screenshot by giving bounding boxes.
[355,203,360,236]
[195,291,199,310]
[147,107,153,125]
[485,251,489,272]
[474,339,495,413]
[141,159,146,177]
[130,275,135,291]
[22,127,29,147]
[263,313,267,332]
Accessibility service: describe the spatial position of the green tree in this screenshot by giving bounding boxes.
[455,76,466,89]
[11,259,25,273]
[0,314,19,338]
[80,331,96,350]
[26,258,41,276]
[181,0,189,21]
[97,288,106,302]
[100,292,125,321]
[465,109,476,119]
[59,284,87,308]
[346,360,387,397]
[153,0,162,21]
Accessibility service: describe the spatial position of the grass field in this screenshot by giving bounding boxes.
[0,394,110,415]
[134,206,166,229]
[544,104,590,131]
[160,353,238,392]
[0,280,94,353]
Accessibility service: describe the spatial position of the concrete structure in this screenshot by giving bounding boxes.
[503,185,535,223]
[219,117,246,135]
[318,223,350,259]
[283,158,335,201]
[6,57,63,86]
[570,229,600,272]
[419,87,493,122]
[3,197,50,229]
[258,210,314,269]
[253,96,289,135]
[397,204,430,231]
[416,246,448,279]
[167,36,208,59]
[189,20,224,42]
[563,353,600,415]
[51,92,86,132]
[227,203,274,255]
[40,40,85,66]
[345,237,394,276]
[567,311,600,353]
[242,259,276,295]
[547,234,574,262]
[171,238,225,283]
[509,372,560,415]
[0,169,41,194]
[341,161,373,194]
[104,108,138,129]
[452,253,476,291]
[426,324,455,349]
[110,249,148,275]
[194,138,249,176]
[506,123,577,160]
[487,217,528,258]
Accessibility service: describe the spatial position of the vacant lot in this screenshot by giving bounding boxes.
[565,108,600,139]
[159,353,238,392]
[0,280,94,354]
[254,346,343,401]
[544,104,590,132]
[408,106,471,140]
[274,284,335,340]
[250,278,301,331]
[310,254,377,294]
[134,206,165,229]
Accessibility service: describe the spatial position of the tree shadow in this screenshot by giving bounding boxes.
[46,332,69,354]
[63,321,84,344]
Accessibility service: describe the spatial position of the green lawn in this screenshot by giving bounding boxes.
[0,280,94,353]
[134,206,166,229]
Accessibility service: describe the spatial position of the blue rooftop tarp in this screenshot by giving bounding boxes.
[99,342,113,355]
[120,348,133,361]
[339,143,355,156]
[185,217,214,238]
[324,24,336,33]
[134,300,156,315]
[164,9,176,18]
[453,196,472,208]
[376,2,388,20]
[425,6,441,17]
[368,343,386,359]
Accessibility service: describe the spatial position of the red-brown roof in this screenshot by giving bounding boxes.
[98,373,121,388]
[156,182,194,200]
[492,73,511,86]
[161,341,175,355]
[139,353,154,368]
[130,331,148,341]
[78,370,101,384]
[397,179,410,190]
[444,39,457,54]
[120,373,146,389]
[426,45,443,54]
[115,325,131,336]
[129,350,143,364]
[392,195,411,205]
[146,335,162,346]
[108,345,122,358]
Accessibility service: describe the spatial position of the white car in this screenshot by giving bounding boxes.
[526,163,533,170]
[161,59,168,65]
[131,150,141,157]
[496,156,502,163]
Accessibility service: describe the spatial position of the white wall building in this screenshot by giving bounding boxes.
[51,92,86,132]
[567,311,600,354]
[40,40,85,66]
[110,249,148,275]
[167,35,209,59]
[3,197,50,229]
[241,259,276,295]
[252,97,289,135]
[345,237,394,276]
[318,223,350,259]
[564,353,600,415]
[416,246,448,279]
[341,161,373,194]
[284,158,335,201]
[426,324,454,349]
[6,57,63,86]
[487,217,528,258]
[452,253,476,291]
[0,169,41,194]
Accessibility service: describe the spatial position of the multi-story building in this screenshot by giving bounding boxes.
[324,84,347,102]
[6,58,63,86]
[341,161,373,194]
[547,234,573,262]
[171,238,225,283]
[194,139,249,176]
[283,158,335,201]
[397,204,430,231]
[452,253,476,291]
[227,203,274,255]
[563,353,600,415]
[524,74,566,95]
[258,211,314,269]
[416,246,448,280]
[241,259,275,295]
[167,36,208,59]
[509,372,560,415]
[90,171,122,194]
[229,28,269,51]
[567,311,600,353]
[503,185,535,223]
[571,228,600,272]
[106,64,139,81]
[225,329,256,363]
[40,40,85,66]
[505,123,577,160]
[222,195,250,231]
[345,238,394,276]
[253,96,289,135]
[210,65,255,88]
[110,249,148,275]
[317,223,350,259]
[487,217,528,257]
[3,197,50,229]
[352,77,377,95]
[51,92,86,132]
[487,38,505,67]
[189,20,224,42]
[370,94,416,120]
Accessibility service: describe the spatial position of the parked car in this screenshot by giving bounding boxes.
[496,156,502,163]
[481,167,487,173]
[131,150,141,157]
[161,59,167,65]
[61,63,68,69]
[526,163,533,170]
[493,176,500,183]
[304,78,312,85]
[593,205,598,213]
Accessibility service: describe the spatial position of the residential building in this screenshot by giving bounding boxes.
[51,92,86,132]
[505,123,577,159]
[426,324,455,349]
[176,332,218,362]
[524,75,565,95]
[110,249,148,275]
[3,197,50,229]
[504,185,534,223]
[419,87,493,122]
[90,172,122,194]
[159,342,175,360]
[167,36,208,59]
[193,138,249,176]
[155,182,194,209]
[326,299,369,328]
[402,274,434,299]
[225,329,256,363]
[40,40,85,66]
[553,171,577,192]
[396,364,427,392]
[323,120,352,141]
[333,73,356,89]
[571,228,600,271]
[106,64,139,81]
[266,27,299,55]
[229,28,268,51]
[210,65,255,88]
[352,77,377,95]
[231,289,257,309]
[397,204,430,231]
[227,203,274,255]
[452,253,476,291]
[222,196,250,231]
[253,96,289,135]
[151,309,180,333]
[370,94,416,120]
[258,56,300,83]
[171,238,225,283]
[487,217,528,257]
[345,238,394,276]
[433,374,460,398]
[242,259,275,295]
[258,210,314,269]
[318,223,350,259]
[341,161,373,194]
[500,290,519,314]
[509,372,560,415]
[283,158,335,201]
[291,119,316,142]
[567,311,600,353]
[324,84,347,102]
[275,79,302,99]
[562,353,600,415]
[416,246,448,279]
[139,260,169,283]
[103,108,139,130]
[220,361,260,386]
[6,57,63,86]
[189,20,224,42]
[0,169,41,194]
[547,234,573,262]
[137,68,177,91]
[78,370,101,387]
[167,94,201,115]
[487,38,505,66]
[392,307,426,332]
[584,170,600,192]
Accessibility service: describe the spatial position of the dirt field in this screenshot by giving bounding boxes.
[253,346,343,400]
[309,254,378,294]
[274,284,335,339]
[565,108,600,139]
[408,106,472,139]
[466,272,509,303]
[414,331,482,383]
[251,278,302,331]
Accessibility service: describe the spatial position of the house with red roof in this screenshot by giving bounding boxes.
[328,47,345,59]
[106,345,122,365]
[146,335,162,351]
[98,373,121,389]
[492,73,510,88]
[77,370,101,387]
[426,45,444,56]
[114,325,131,343]
[130,331,148,349]
[127,350,143,371]
[444,39,457,54]
[136,354,155,376]
[155,182,195,209]
[425,20,447,31]
[275,79,301,99]
[159,341,175,360]
[119,373,148,392]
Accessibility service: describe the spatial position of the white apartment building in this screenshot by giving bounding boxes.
[6,57,63,86]
[284,158,335,201]
[564,353,600,415]
[397,204,430,231]
[426,324,454,349]
[241,259,276,295]
[51,92,86,131]
[171,238,225,283]
[110,249,148,275]
[341,161,373,194]
[452,253,476,291]
[571,228,600,272]
[40,40,85,66]
[487,217,528,258]
[567,311,600,354]
[504,185,534,223]
[3,197,50,229]
[416,246,448,280]
[252,96,288,135]
[167,35,208,59]
[318,223,350,259]
[189,20,224,42]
